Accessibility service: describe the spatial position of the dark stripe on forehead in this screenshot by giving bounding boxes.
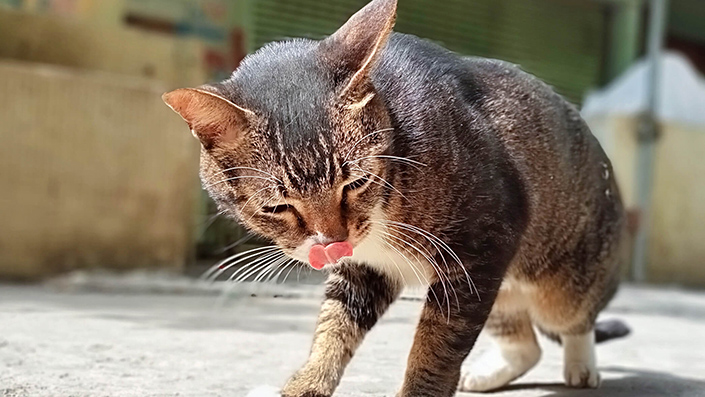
[341,160,351,180]
[285,168,303,191]
[328,152,337,186]
[234,194,249,205]
[268,129,285,164]
[277,137,337,193]
[311,140,329,183]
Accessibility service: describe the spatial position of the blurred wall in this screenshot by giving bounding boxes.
[0,9,207,87]
[0,61,199,280]
[590,116,705,287]
[2,0,704,283]
[0,3,209,279]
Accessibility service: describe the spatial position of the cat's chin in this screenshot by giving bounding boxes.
[245,385,281,397]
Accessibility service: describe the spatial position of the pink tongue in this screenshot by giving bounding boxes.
[308,241,353,270]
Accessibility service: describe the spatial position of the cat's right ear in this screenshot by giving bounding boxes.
[162,88,254,150]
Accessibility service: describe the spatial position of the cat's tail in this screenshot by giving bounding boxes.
[594,318,631,343]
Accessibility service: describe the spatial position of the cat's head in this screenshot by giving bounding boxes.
[163,0,397,266]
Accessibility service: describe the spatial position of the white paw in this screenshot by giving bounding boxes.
[564,362,600,388]
[460,369,513,392]
[246,385,281,397]
[458,343,541,392]
[562,331,600,388]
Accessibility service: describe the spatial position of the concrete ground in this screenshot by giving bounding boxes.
[1,274,705,397]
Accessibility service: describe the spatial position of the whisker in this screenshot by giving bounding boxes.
[378,237,444,311]
[378,223,458,289]
[214,166,283,183]
[219,251,282,285]
[199,209,228,237]
[280,260,302,284]
[203,175,277,189]
[243,186,279,224]
[372,236,408,285]
[251,260,281,284]
[350,165,409,202]
[231,251,285,283]
[296,261,304,283]
[215,233,255,254]
[378,228,454,321]
[224,262,270,293]
[377,221,454,285]
[346,155,426,170]
[254,255,290,283]
[380,238,426,287]
[385,221,462,263]
[239,185,276,214]
[342,128,395,162]
[378,230,437,274]
[212,249,283,307]
[239,256,285,285]
[249,263,275,284]
[349,171,401,197]
[383,220,479,300]
[268,258,297,284]
[200,245,278,282]
[380,221,464,311]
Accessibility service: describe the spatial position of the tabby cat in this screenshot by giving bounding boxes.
[163,0,629,395]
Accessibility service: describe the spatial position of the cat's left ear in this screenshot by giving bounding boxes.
[320,0,397,101]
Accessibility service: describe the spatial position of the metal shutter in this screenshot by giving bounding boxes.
[248,0,608,104]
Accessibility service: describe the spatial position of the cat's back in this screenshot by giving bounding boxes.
[375,33,596,169]
[376,33,615,206]
[375,32,625,276]
[377,33,590,161]
[374,33,490,116]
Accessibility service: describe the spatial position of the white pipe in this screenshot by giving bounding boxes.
[631,0,668,282]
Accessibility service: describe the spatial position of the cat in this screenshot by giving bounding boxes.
[162,0,629,395]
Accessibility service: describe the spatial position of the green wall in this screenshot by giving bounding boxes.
[246,0,612,104]
[670,0,705,44]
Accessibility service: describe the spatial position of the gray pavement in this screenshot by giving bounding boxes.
[1,276,705,397]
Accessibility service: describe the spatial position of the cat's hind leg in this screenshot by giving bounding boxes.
[562,330,600,388]
[458,282,541,392]
[530,281,602,389]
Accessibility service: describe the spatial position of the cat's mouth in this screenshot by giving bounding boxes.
[307,241,354,270]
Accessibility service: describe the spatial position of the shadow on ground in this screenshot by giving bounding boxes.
[479,367,705,397]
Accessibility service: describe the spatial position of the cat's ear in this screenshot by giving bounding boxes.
[162,88,254,150]
[320,0,396,100]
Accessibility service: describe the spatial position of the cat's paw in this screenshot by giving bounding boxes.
[245,385,282,397]
[459,371,508,393]
[564,362,600,388]
[562,331,600,388]
[458,342,541,392]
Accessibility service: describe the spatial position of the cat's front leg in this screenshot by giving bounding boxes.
[398,272,503,397]
[282,264,401,397]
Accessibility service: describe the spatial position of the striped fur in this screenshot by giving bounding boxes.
[163,0,628,395]
[283,265,400,396]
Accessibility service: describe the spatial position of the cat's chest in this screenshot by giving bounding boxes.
[346,222,434,287]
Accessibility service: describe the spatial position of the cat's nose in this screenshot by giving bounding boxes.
[312,221,348,244]
[308,241,354,270]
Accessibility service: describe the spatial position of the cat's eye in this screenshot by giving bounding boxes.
[261,204,292,214]
[345,175,370,191]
